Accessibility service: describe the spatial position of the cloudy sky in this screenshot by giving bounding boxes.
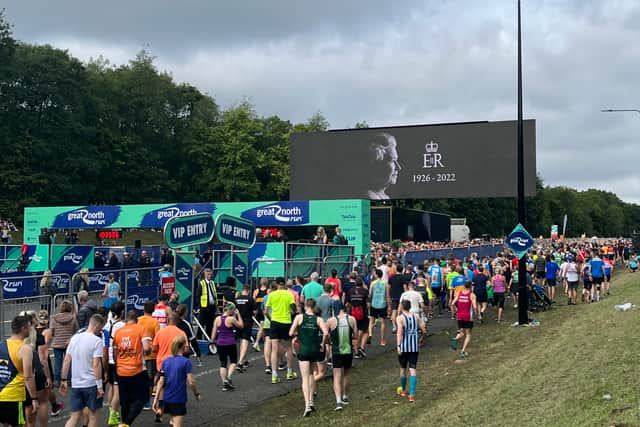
[3,1,640,202]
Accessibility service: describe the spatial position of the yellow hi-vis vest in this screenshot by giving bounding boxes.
[199,279,217,308]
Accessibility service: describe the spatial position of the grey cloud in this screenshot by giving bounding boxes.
[2,0,640,202]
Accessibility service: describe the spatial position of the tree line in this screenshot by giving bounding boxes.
[1,13,638,239]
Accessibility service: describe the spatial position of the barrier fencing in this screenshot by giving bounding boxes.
[0,272,71,339]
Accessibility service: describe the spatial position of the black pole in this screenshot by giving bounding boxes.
[516,0,528,325]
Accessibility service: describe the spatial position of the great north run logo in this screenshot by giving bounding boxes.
[67,209,107,225]
[156,207,200,220]
[127,294,150,310]
[2,279,22,293]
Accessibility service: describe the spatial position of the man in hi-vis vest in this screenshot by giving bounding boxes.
[194,268,218,339]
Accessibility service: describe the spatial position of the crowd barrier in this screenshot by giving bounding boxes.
[403,243,505,266]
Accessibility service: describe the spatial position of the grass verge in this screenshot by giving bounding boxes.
[238,272,640,427]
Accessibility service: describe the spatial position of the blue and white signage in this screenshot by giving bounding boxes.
[215,214,256,249]
[506,223,534,260]
[164,213,215,249]
[52,206,121,228]
[241,201,309,226]
[140,203,216,228]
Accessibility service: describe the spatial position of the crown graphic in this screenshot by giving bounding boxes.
[425,140,439,153]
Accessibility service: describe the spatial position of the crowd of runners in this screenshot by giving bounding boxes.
[0,238,633,425]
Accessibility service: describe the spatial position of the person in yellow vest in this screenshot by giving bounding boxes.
[0,315,38,427]
[194,268,218,340]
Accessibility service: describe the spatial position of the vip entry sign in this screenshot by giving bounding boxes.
[215,213,256,249]
[163,213,215,249]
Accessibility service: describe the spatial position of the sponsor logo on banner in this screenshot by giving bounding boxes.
[2,279,22,293]
[51,276,70,288]
[127,294,150,310]
[52,206,121,228]
[140,203,216,228]
[241,201,309,226]
[63,253,83,264]
[30,255,42,263]
[234,264,246,276]
[177,267,190,277]
[90,273,109,287]
[127,271,140,281]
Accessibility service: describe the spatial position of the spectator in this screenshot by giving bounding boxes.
[102,273,120,309]
[161,248,174,268]
[122,251,134,267]
[139,250,151,286]
[107,250,120,268]
[71,268,90,294]
[94,251,105,268]
[333,227,348,245]
[39,271,56,312]
[51,300,79,388]
[313,227,328,244]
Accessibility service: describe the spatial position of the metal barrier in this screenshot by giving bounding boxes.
[0,272,71,339]
[52,290,103,315]
[71,266,161,314]
[322,253,367,277]
[250,257,321,288]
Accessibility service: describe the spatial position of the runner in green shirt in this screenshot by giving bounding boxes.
[289,299,328,417]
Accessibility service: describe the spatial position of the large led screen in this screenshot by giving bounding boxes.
[290,120,536,200]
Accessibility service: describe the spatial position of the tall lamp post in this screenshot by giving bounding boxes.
[601,109,640,115]
[516,0,529,325]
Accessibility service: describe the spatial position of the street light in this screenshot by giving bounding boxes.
[601,109,640,114]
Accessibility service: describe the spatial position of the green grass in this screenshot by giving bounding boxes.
[239,272,640,427]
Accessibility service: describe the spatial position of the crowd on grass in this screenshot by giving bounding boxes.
[0,236,635,426]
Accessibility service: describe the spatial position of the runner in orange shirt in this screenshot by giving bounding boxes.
[113,310,152,426]
[137,301,160,410]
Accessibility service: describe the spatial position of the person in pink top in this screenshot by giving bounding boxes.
[286,279,300,314]
[491,267,507,323]
[451,281,477,359]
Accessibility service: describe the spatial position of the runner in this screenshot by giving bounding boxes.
[60,314,106,427]
[265,278,298,383]
[151,313,188,424]
[491,267,507,323]
[327,302,356,411]
[104,301,125,426]
[471,265,489,323]
[324,269,342,299]
[368,269,390,346]
[388,264,409,332]
[449,267,466,320]
[588,252,606,303]
[395,300,426,403]
[603,258,613,296]
[545,255,560,303]
[428,259,445,316]
[346,278,369,359]
[174,305,201,367]
[235,285,257,372]
[451,281,478,359]
[211,303,243,391]
[563,255,580,305]
[19,311,47,427]
[113,310,152,426]
[152,294,171,329]
[152,335,201,427]
[252,278,269,352]
[137,301,160,411]
[399,281,424,317]
[288,299,329,417]
[261,282,276,375]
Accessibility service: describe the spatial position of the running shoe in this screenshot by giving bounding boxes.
[408,395,416,403]
[243,361,250,368]
[226,378,235,389]
[335,403,343,411]
[253,342,262,352]
[196,357,203,367]
[51,401,65,417]
[397,386,408,397]
[221,383,231,392]
[450,337,457,351]
[303,408,312,418]
[459,351,467,359]
[342,396,350,405]
[237,365,246,373]
[358,348,367,358]
[154,414,163,424]
[108,409,121,426]
[391,326,397,334]
[286,372,298,380]
[271,376,281,384]
[142,403,152,411]
[265,366,272,375]
[310,403,316,412]
[277,362,286,371]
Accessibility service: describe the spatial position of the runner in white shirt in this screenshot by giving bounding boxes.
[399,281,424,316]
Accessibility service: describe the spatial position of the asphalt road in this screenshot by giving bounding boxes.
[47,311,458,427]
